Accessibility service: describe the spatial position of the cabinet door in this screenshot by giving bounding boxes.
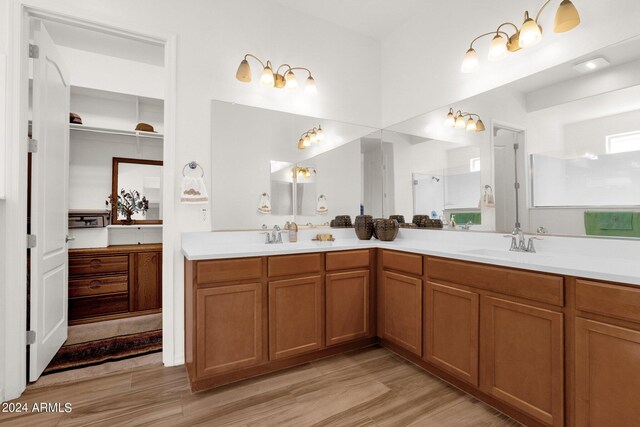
[269,275,323,360]
[576,318,640,426]
[196,283,263,377]
[481,296,564,427]
[425,282,479,386]
[130,251,162,311]
[326,270,370,346]
[380,271,422,356]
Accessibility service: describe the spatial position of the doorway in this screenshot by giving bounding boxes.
[493,124,527,234]
[18,11,175,388]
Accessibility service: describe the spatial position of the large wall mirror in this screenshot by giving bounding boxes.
[111,157,163,224]
[382,35,640,239]
[211,101,379,230]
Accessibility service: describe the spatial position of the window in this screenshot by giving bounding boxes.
[606,131,640,154]
[469,157,481,172]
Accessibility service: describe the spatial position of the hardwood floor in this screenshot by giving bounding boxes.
[1,346,520,426]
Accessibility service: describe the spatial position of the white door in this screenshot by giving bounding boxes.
[29,19,71,381]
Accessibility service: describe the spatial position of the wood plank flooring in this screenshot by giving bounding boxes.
[1,346,520,426]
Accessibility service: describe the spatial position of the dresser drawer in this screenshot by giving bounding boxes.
[576,279,640,324]
[69,294,129,320]
[69,275,128,298]
[69,255,129,277]
[325,250,370,271]
[268,253,322,277]
[427,257,564,307]
[381,250,423,276]
[196,257,263,284]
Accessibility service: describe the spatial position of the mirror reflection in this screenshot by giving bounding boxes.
[111,158,163,224]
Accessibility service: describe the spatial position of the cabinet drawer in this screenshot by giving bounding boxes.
[268,253,321,277]
[576,279,640,324]
[69,255,129,276]
[325,250,370,271]
[69,294,129,320]
[427,257,564,307]
[381,250,423,276]
[196,257,263,284]
[69,275,128,298]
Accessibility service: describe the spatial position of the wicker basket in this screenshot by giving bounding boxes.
[374,219,399,241]
[412,215,429,228]
[354,215,374,240]
[399,223,418,229]
[333,215,353,228]
[389,215,405,224]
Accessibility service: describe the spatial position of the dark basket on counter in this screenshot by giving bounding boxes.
[389,215,405,224]
[374,219,399,241]
[354,215,374,240]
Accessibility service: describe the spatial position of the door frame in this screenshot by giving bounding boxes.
[2,1,178,401]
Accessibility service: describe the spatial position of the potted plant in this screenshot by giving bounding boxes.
[107,189,149,225]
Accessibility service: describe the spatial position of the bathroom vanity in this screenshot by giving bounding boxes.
[182,229,640,427]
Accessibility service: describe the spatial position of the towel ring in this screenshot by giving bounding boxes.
[182,161,204,178]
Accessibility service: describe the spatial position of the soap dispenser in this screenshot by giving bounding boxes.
[450,214,456,229]
[288,222,298,242]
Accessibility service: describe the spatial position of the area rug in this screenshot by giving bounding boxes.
[43,329,162,374]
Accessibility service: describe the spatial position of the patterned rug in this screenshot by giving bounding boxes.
[43,329,162,374]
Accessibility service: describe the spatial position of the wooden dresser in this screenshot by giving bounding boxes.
[69,244,162,323]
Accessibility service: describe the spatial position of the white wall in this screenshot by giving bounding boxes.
[380,0,640,127]
[0,0,9,402]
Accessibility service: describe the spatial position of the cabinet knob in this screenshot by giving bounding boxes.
[89,280,102,289]
[90,259,102,268]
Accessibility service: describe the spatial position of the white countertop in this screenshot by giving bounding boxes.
[181,228,640,286]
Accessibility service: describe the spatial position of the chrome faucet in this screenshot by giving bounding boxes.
[504,227,542,253]
[460,221,473,231]
[261,225,285,244]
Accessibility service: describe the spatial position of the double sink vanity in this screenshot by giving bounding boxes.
[182,228,640,427]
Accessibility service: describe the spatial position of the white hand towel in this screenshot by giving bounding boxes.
[316,195,328,215]
[180,176,209,204]
[257,193,272,214]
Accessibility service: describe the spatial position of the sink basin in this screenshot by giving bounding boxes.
[461,248,551,262]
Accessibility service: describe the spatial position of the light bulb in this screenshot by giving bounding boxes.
[316,126,324,141]
[305,76,318,95]
[285,70,298,89]
[461,48,479,73]
[488,34,508,61]
[303,135,311,147]
[519,12,542,48]
[260,65,275,87]
[466,117,477,131]
[444,111,456,127]
[455,115,466,128]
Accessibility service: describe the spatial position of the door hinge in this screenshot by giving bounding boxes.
[28,138,38,153]
[29,44,39,59]
[413,180,418,185]
[27,234,37,248]
[514,182,521,190]
[26,330,36,345]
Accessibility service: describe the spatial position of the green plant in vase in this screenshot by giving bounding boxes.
[107,189,149,225]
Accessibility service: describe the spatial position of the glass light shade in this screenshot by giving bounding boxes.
[305,76,318,95]
[316,127,324,141]
[554,0,580,33]
[260,66,275,87]
[444,112,456,127]
[274,74,286,88]
[461,48,479,73]
[466,118,477,131]
[455,115,466,128]
[298,139,305,149]
[310,131,318,144]
[519,16,542,48]
[475,119,486,132]
[236,59,252,82]
[303,135,311,147]
[488,34,508,61]
[285,71,298,89]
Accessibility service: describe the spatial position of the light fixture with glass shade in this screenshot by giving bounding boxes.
[445,109,486,133]
[236,53,317,94]
[460,0,580,73]
[298,125,325,150]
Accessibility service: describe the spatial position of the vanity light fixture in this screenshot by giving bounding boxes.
[444,108,486,132]
[236,53,317,94]
[297,125,324,150]
[461,0,581,73]
[292,166,317,178]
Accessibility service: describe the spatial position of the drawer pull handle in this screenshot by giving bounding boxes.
[90,259,102,268]
[89,280,102,289]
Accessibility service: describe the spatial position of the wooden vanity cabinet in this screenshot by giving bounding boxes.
[68,244,162,323]
[574,279,640,426]
[379,250,423,356]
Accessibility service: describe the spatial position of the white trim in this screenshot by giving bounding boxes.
[1,3,179,401]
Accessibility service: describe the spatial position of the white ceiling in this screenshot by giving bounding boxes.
[271,0,427,40]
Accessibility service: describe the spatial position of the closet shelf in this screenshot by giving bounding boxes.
[70,124,163,140]
[107,224,163,229]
